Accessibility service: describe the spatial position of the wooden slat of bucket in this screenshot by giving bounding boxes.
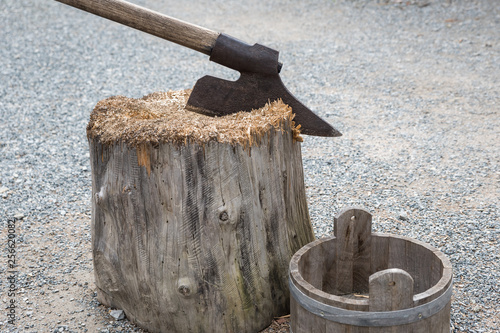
[410,296,452,333]
[370,233,390,273]
[334,208,372,294]
[368,268,413,333]
[291,296,327,333]
[369,268,414,311]
[325,321,369,333]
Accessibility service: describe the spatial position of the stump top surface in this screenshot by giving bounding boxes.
[87,90,302,146]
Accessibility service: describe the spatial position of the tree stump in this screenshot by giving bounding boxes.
[87,90,315,333]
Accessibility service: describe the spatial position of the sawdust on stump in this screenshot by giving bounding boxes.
[86,89,302,147]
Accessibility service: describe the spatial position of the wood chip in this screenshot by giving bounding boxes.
[87,89,302,147]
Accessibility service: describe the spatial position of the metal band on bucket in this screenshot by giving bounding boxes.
[289,277,452,327]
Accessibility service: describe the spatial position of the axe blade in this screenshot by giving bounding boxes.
[187,72,341,137]
[186,34,341,138]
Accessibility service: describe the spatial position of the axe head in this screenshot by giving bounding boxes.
[186,34,341,137]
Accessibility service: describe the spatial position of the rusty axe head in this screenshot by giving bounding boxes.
[186,34,341,137]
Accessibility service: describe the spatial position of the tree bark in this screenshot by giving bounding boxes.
[88,93,314,333]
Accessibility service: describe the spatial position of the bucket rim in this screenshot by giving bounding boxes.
[289,232,453,310]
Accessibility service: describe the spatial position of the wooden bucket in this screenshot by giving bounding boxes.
[289,207,453,332]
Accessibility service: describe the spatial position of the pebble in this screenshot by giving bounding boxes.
[110,310,125,321]
[398,211,409,222]
[13,212,25,219]
[52,326,68,333]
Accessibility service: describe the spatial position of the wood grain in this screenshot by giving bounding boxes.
[333,207,372,294]
[89,123,314,332]
[369,268,414,312]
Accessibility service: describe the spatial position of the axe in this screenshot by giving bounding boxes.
[55,0,341,137]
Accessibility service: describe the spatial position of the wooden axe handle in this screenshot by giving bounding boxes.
[55,0,219,55]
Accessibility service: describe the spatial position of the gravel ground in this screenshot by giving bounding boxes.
[1,0,498,332]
